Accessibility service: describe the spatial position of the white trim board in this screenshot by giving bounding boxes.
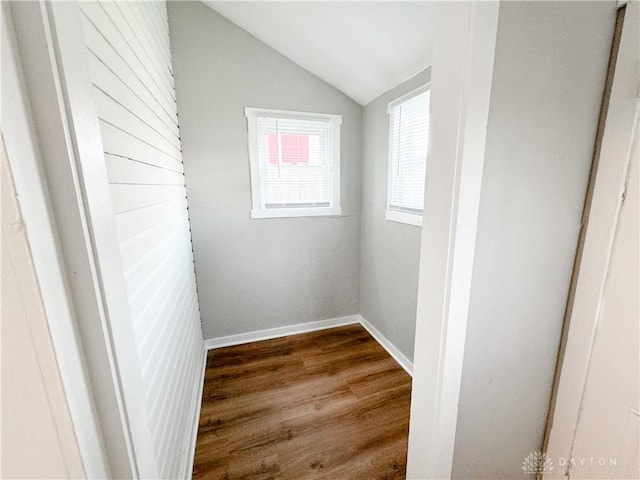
[2,5,108,476]
[204,315,360,350]
[184,343,207,479]
[203,314,413,376]
[359,316,413,376]
[407,3,499,478]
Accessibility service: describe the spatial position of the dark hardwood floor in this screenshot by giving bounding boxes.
[192,324,412,480]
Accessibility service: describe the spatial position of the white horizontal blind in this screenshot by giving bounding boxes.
[256,115,334,209]
[388,89,430,214]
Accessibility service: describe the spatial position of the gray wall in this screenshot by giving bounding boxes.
[168,2,362,339]
[452,2,616,478]
[360,69,430,362]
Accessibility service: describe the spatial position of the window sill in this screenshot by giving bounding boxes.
[386,209,422,227]
[251,207,343,219]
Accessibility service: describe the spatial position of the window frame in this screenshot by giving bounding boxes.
[245,107,342,219]
[385,84,430,227]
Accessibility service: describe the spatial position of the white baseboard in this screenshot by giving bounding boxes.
[184,341,207,479]
[359,315,413,376]
[202,314,413,377]
[204,314,360,350]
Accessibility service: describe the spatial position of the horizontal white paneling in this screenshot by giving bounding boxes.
[127,241,192,317]
[80,2,203,478]
[87,53,179,139]
[115,199,188,243]
[131,255,194,339]
[108,184,186,214]
[81,18,179,134]
[124,229,190,303]
[98,2,175,95]
[119,214,188,270]
[93,90,182,158]
[105,154,184,186]
[100,122,183,175]
[81,3,177,115]
[146,291,198,415]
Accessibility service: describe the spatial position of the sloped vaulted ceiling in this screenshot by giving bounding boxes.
[202,1,435,106]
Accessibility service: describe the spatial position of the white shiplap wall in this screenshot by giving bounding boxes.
[79,2,203,477]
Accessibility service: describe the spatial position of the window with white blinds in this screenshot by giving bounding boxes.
[386,86,430,227]
[245,108,342,218]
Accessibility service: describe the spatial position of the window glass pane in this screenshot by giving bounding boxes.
[257,116,333,208]
[268,134,310,165]
[389,89,430,214]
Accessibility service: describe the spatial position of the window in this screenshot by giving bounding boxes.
[386,85,430,227]
[245,107,342,218]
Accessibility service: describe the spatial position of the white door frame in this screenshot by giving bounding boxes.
[544,2,639,475]
[1,4,107,476]
[7,2,158,477]
[406,2,500,478]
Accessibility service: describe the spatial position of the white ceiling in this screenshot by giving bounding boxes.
[202,2,435,106]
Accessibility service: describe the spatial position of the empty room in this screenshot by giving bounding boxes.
[1,1,638,479]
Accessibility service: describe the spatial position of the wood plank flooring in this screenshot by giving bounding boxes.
[192,324,412,480]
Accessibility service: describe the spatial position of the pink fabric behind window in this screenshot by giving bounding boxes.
[268,134,310,165]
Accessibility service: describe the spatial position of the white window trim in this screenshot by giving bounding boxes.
[245,107,342,219]
[387,83,430,111]
[385,83,430,227]
[386,209,423,227]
